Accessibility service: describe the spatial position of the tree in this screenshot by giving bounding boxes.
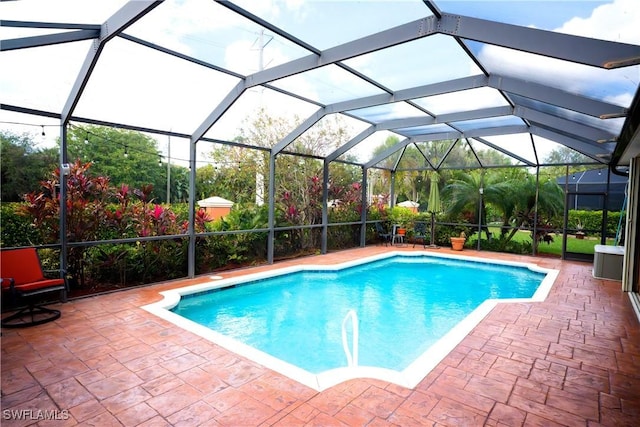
[1,131,58,201]
[195,164,217,201]
[369,135,399,200]
[445,168,563,251]
[475,147,514,167]
[170,167,190,203]
[395,144,426,203]
[197,144,263,205]
[370,138,487,208]
[205,109,360,219]
[201,109,363,252]
[66,125,169,202]
[485,168,531,236]
[500,176,564,252]
[543,146,597,178]
[370,135,425,203]
[443,170,491,238]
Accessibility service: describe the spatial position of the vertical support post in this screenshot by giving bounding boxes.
[562,165,569,259]
[255,155,265,206]
[187,137,197,278]
[166,134,171,203]
[390,172,396,208]
[267,152,276,264]
[532,166,540,256]
[622,158,640,292]
[602,167,610,244]
[321,160,329,254]
[477,170,484,251]
[360,166,368,247]
[59,123,68,292]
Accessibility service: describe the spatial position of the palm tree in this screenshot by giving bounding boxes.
[444,170,564,249]
[443,170,501,240]
[494,175,563,250]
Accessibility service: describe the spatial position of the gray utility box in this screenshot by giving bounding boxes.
[593,245,624,281]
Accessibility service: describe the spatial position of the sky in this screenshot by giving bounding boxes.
[1,0,638,167]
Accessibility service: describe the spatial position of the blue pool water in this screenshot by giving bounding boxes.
[170,255,546,374]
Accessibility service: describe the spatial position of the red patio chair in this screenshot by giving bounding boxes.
[1,248,67,328]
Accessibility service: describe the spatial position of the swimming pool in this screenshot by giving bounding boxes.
[143,252,558,390]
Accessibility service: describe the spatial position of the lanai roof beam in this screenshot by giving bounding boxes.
[61,0,162,124]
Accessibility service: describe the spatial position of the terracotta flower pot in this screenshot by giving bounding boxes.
[450,237,465,251]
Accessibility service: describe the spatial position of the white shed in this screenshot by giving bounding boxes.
[197,196,234,220]
[397,200,419,213]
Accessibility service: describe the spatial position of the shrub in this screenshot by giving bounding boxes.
[170,202,190,224]
[0,202,42,247]
[568,210,622,237]
[388,206,416,229]
[19,161,212,290]
[469,234,533,255]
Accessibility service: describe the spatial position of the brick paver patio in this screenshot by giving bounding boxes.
[2,246,639,426]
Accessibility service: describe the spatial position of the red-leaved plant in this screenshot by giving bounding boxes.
[22,160,212,288]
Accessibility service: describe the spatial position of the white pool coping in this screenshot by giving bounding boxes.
[142,251,559,391]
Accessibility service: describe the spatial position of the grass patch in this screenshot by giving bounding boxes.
[536,233,605,256]
[477,228,612,256]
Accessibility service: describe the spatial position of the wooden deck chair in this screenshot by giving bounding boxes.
[1,248,67,328]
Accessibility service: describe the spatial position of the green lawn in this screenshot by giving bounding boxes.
[535,233,607,256]
[482,228,613,256]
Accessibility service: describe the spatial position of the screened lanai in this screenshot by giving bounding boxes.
[1,0,640,298]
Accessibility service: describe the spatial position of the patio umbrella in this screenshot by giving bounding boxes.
[427,171,441,248]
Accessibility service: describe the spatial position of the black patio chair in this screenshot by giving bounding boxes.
[375,222,391,246]
[412,221,428,248]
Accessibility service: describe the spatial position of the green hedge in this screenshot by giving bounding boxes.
[568,210,622,236]
[0,202,42,247]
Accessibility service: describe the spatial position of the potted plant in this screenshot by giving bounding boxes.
[575,221,585,239]
[450,231,466,251]
[389,206,414,235]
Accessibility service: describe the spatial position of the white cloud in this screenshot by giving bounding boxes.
[558,0,639,44]
[233,0,308,22]
[477,0,639,105]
